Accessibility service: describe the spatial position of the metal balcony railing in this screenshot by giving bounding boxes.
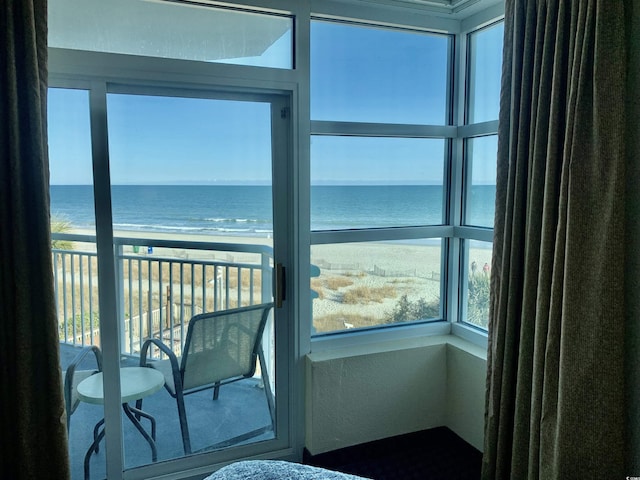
[52,233,273,358]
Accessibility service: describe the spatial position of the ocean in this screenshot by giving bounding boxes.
[50,185,495,235]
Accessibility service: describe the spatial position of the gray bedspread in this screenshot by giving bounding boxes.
[205,460,369,480]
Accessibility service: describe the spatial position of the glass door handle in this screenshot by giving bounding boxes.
[274,263,286,308]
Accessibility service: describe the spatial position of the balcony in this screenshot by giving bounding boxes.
[55,233,275,479]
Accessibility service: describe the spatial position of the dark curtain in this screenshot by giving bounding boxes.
[625,2,640,474]
[0,0,70,477]
[483,1,628,478]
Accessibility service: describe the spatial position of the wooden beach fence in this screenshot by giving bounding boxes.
[315,259,440,282]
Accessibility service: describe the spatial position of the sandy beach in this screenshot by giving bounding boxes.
[310,241,492,331]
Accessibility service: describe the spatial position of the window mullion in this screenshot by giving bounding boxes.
[311,226,454,245]
[448,30,466,326]
[89,80,125,479]
[311,120,456,138]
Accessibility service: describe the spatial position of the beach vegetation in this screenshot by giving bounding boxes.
[51,215,73,250]
[342,285,397,304]
[387,295,439,323]
[122,261,263,292]
[54,271,100,324]
[227,268,262,290]
[310,278,325,299]
[59,312,100,341]
[343,271,366,278]
[467,269,490,326]
[325,276,354,290]
[390,278,415,285]
[310,275,355,300]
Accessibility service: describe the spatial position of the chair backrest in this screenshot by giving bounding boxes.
[180,303,273,391]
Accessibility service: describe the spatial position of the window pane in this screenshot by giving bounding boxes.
[463,240,492,330]
[49,88,96,232]
[311,136,445,229]
[311,240,443,335]
[467,22,504,124]
[311,21,449,124]
[49,87,98,340]
[49,88,106,479]
[464,135,497,228]
[49,0,293,69]
[105,92,277,466]
[106,93,273,236]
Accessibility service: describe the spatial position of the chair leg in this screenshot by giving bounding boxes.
[175,392,192,455]
[258,347,276,428]
[212,382,221,400]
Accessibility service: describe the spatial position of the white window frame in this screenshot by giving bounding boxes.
[49,8,304,474]
[452,12,504,347]
[308,7,504,351]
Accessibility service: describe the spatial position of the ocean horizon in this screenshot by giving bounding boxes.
[50,184,495,235]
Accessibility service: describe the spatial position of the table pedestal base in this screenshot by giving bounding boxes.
[84,403,157,480]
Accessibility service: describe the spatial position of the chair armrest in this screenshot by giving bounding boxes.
[65,345,102,385]
[140,338,182,391]
[140,337,176,364]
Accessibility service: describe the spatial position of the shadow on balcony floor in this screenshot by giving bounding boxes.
[61,344,274,480]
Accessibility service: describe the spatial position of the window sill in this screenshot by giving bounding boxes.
[451,322,488,350]
[310,320,487,354]
[310,320,451,352]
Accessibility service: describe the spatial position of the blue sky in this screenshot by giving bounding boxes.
[47,21,502,186]
[310,21,449,125]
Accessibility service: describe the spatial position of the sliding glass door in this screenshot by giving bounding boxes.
[52,84,291,479]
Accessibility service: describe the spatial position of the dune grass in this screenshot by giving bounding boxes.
[342,285,397,304]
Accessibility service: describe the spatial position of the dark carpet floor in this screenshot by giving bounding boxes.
[303,427,482,480]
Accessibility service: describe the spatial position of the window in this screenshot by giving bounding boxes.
[310,17,503,336]
[311,20,449,124]
[462,240,493,329]
[464,135,497,228]
[466,21,504,123]
[458,20,503,331]
[48,87,101,343]
[311,240,443,333]
[47,5,505,477]
[311,136,446,228]
[310,19,452,335]
[50,81,289,477]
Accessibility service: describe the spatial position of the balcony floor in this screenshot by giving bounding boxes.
[61,344,274,480]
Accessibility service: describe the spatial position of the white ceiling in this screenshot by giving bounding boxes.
[49,0,292,62]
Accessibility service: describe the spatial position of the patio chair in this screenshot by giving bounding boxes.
[138,303,275,455]
[63,345,103,433]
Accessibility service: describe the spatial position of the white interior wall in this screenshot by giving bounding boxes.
[444,339,486,450]
[305,335,486,455]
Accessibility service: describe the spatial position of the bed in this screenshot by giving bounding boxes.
[204,460,369,479]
